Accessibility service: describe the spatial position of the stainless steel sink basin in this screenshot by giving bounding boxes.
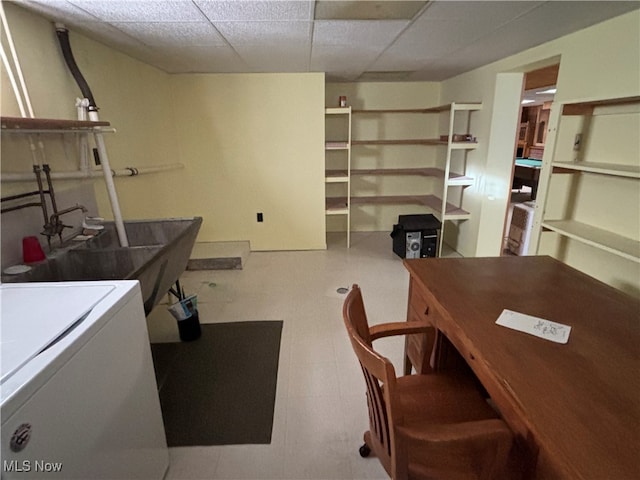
[15,246,162,280]
[85,218,200,249]
[2,217,203,314]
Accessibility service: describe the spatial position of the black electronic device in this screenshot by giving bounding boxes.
[390,214,441,259]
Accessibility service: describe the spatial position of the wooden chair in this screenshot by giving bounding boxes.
[343,284,513,480]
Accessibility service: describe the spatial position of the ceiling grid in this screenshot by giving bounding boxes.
[13,0,640,81]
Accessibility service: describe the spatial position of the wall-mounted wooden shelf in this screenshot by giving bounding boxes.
[552,161,640,178]
[352,139,478,149]
[1,116,110,131]
[531,94,640,274]
[326,194,470,221]
[542,220,640,263]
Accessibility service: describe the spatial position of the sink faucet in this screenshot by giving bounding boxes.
[42,204,88,245]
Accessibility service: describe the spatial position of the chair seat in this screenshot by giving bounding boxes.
[396,373,498,424]
[402,418,514,480]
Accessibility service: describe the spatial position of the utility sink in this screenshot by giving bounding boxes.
[2,217,202,314]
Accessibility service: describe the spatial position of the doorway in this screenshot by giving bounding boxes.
[502,64,559,256]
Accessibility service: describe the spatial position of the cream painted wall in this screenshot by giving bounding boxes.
[1,3,326,257]
[325,82,441,233]
[440,10,640,293]
[1,2,179,216]
[169,73,326,251]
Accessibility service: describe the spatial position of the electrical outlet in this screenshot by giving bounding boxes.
[257,212,263,222]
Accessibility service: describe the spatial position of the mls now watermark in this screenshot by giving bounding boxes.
[4,460,63,473]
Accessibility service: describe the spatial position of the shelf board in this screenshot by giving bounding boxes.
[350,167,443,177]
[352,138,478,149]
[552,161,640,178]
[326,208,349,215]
[325,197,349,215]
[420,195,471,220]
[447,173,475,186]
[542,220,640,263]
[325,141,349,150]
[1,116,111,131]
[562,96,640,115]
[352,139,442,146]
[327,195,470,220]
[325,170,349,183]
[352,102,482,114]
[450,141,479,150]
[325,107,351,115]
[353,108,442,114]
[343,167,473,185]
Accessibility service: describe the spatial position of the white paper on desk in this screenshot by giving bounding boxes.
[496,309,571,344]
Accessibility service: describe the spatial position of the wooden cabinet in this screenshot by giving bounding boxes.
[327,103,481,255]
[532,102,551,146]
[530,95,640,280]
[324,107,352,247]
[519,103,550,158]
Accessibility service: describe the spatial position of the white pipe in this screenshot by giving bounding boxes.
[0,43,26,117]
[76,98,90,172]
[96,132,127,246]
[84,104,128,246]
[1,163,184,182]
[0,2,34,117]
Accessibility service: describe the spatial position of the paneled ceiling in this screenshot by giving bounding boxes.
[13,0,640,81]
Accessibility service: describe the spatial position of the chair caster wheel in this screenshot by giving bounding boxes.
[359,444,371,457]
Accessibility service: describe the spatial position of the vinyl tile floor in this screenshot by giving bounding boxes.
[147,232,456,480]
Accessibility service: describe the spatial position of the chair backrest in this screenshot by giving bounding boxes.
[343,284,397,474]
[343,283,373,345]
[343,285,514,480]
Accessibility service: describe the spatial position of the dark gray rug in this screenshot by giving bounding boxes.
[151,321,283,446]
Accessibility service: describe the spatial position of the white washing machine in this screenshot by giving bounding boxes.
[1,281,168,479]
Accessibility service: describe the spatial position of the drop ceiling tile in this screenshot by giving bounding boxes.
[112,22,227,46]
[325,71,362,82]
[310,44,374,73]
[421,1,542,23]
[313,20,408,47]
[315,1,427,20]
[17,0,102,22]
[409,66,462,82]
[55,21,155,61]
[358,71,414,81]
[67,0,207,22]
[369,20,487,71]
[144,45,247,73]
[13,0,640,80]
[215,21,312,45]
[447,0,640,75]
[195,0,314,21]
[234,44,310,72]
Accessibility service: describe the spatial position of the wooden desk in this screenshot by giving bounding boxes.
[403,256,640,479]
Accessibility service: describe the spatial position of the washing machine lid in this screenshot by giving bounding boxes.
[0,284,115,384]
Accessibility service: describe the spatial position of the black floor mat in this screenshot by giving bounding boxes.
[151,321,283,446]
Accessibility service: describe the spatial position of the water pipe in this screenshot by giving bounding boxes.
[54,24,97,113]
[55,23,129,247]
[1,163,185,182]
[76,98,90,173]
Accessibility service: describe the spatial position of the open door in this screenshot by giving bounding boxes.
[502,64,559,256]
